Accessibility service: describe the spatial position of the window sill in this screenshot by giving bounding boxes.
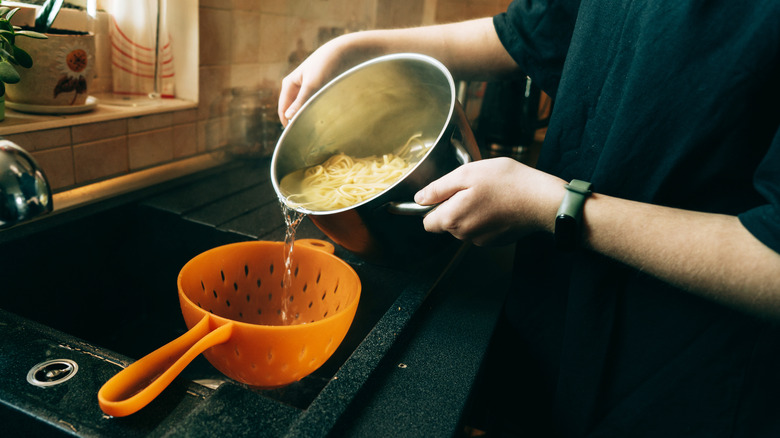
[0,98,198,136]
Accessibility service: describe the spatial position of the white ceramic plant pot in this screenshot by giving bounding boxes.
[6,31,95,106]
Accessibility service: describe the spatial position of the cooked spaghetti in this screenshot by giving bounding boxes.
[281,134,429,211]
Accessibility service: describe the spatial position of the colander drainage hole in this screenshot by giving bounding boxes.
[269,263,274,274]
[268,293,273,301]
[257,278,262,288]
[200,281,205,291]
[213,290,218,298]
[244,265,249,277]
[226,300,231,307]
[220,270,225,282]
[233,282,238,291]
[246,294,251,302]
[303,283,308,292]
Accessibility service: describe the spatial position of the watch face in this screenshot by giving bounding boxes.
[555,214,578,251]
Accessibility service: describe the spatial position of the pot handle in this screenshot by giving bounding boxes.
[386,136,473,216]
[295,238,336,254]
[98,315,233,417]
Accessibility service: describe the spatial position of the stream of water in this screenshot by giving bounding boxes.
[280,202,306,325]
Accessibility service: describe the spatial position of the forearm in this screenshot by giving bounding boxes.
[416,158,780,316]
[576,193,780,317]
[332,18,520,81]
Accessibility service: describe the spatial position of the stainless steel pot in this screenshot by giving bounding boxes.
[271,53,480,264]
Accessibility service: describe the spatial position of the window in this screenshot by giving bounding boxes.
[0,0,198,135]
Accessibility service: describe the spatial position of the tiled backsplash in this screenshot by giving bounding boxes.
[16,0,510,193]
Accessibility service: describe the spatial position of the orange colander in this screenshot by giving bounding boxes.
[98,239,361,417]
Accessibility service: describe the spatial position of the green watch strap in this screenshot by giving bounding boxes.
[556,179,592,219]
[555,179,592,250]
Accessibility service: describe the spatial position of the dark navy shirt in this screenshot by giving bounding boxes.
[492,1,780,436]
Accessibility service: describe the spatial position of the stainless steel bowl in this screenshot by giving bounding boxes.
[271,53,479,264]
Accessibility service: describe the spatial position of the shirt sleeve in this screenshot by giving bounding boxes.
[739,125,780,254]
[492,0,580,98]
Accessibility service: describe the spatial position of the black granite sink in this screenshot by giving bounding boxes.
[0,159,508,437]
[0,194,410,407]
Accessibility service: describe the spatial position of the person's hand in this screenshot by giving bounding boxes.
[414,157,566,246]
[278,36,368,127]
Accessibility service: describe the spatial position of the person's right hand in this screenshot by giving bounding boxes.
[278,35,369,127]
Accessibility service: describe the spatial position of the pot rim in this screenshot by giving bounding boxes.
[270,52,456,216]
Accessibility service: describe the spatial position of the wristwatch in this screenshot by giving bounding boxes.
[554,179,592,251]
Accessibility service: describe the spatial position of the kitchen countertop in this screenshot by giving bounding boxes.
[0,157,513,437]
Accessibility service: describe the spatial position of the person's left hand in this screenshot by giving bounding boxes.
[414,157,566,246]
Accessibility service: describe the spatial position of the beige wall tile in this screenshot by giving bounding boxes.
[232,11,262,64]
[200,118,228,152]
[232,0,258,11]
[5,127,71,152]
[128,128,174,169]
[198,119,207,152]
[231,63,265,89]
[173,122,198,158]
[259,14,291,63]
[258,0,290,15]
[128,112,173,134]
[199,0,231,9]
[199,8,232,66]
[32,147,75,190]
[198,65,231,120]
[173,108,199,124]
[377,0,423,28]
[435,0,509,23]
[72,119,127,144]
[73,137,129,184]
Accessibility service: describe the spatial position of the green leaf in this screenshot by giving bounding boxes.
[0,19,13,33]
[34,0,64,34]
[16,30,47,40]
[5,8,18,22]
[13,45,31,68]
[0,8,10,18]
[0,46,14,62]
[0,81,5,97]
[0,60,20,84]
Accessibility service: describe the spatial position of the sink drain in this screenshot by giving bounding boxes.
[26,359,79,387]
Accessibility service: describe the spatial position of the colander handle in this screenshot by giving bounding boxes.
[295,238,336,254]
[98,315,233,417]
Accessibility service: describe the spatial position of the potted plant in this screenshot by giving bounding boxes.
[5,0,96,111]
[0,6,47,120]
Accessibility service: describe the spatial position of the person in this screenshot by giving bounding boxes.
[279,1,780,436]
